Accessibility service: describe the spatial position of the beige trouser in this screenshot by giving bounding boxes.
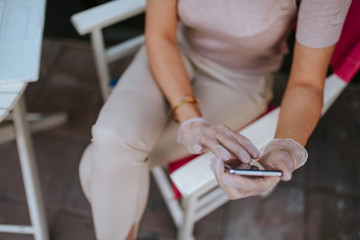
[79,44,274,240]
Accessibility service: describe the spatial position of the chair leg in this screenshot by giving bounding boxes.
[91,28,112,101]
[12,97,49,240]
[177,195,197,240]
[151,166,183,227]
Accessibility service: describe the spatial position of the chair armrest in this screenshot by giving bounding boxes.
[71,0,146,35]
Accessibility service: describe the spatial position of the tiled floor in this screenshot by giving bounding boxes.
[0,38,359,240]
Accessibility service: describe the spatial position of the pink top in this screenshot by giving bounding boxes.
[178,0,352,73]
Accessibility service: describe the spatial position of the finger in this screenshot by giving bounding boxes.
[215,157,227,176]
[190,144,204,154]
[218,159,277,197]
[222,171,280,191]
[209,156,217,171]
[222,173,265,190]
[215,158,255,190]
[250,165,260,170]
[225,128,260,159]
[237,163,252,170]
[203,139,232,160]
[281,171,292,181]
[261,151,294,181]
[225,158,241,169]
[275,152,294,181]
[213,159,254,200]
[212,157,231,192]
[216,134,252,163]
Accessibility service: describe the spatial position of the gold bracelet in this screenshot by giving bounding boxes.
[172,96,199,123]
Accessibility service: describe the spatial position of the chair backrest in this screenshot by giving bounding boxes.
[71,0,146,100]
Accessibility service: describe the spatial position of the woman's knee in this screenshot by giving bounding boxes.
[91,122,152,159]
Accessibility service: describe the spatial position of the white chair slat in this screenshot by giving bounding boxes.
[322,74,347,115]
[240,108,280,153]
[71,0,146,35]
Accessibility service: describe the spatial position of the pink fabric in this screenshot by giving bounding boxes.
[296,0,352,48]
[178,0,351,73]
[330,0,360,83]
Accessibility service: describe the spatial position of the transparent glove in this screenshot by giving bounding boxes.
[209,138,308,200]
[260,138,308,181]
[177,117,260,162]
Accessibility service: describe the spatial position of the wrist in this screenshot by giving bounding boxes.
[175,103,202,124]
[171,96,202,123]
[177,117,208,154]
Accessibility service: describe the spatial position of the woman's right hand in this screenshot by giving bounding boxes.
[177,117,260,162]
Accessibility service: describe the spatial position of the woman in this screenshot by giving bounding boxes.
[79,0,351,239]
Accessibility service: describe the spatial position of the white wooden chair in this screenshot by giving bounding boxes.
[71,1,357,239]
[0,82,49,240]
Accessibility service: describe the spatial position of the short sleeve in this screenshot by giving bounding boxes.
[296,0,352,48]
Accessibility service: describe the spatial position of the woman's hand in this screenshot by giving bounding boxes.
[177,118,260,162]
[209,138,308,200]
[259,138,308,180]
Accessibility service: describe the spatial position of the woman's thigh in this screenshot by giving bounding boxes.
[92,46,169,156]
[92,45,195,158]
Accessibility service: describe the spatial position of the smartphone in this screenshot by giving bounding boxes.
[228,168,282,177]
[224,160,282,177]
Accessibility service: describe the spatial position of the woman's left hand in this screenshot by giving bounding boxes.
[210,138,308,200]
